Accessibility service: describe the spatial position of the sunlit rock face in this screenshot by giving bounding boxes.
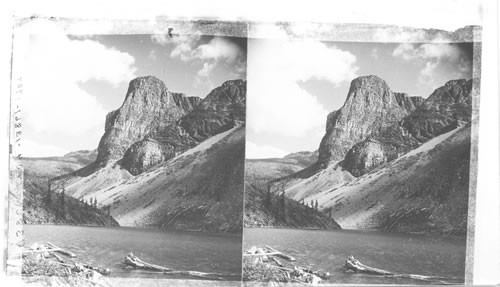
[341,79,473,177]
[96,76,246,175]
[317,75,420,166]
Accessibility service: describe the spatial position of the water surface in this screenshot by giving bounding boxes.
[24,224,242,281]
[244,228,466,285]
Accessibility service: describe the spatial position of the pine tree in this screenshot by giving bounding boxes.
[94,197,97,208]
[264,183,272,209]
[315,200,318,211]
[60,189,66,220]
[281,191,286,220]
[45,181,52,206]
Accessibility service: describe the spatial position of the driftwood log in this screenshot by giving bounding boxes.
[124,253,171,272]
[265,245,296,261]
[123,253,227,280]
[344,256,462,284]
[47,242,77,258]
[23,242,112,286]
[245,246,328,284]
[344,256,392,275]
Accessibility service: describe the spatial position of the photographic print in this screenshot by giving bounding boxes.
[243,23,480,285]
[9,19,247,286]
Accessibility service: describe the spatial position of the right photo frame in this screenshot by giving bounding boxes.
[243,22,481,286]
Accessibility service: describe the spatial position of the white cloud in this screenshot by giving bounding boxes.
[18,19,137,156]
[152,33,244,86]
[247,29,358,138]
[167,34,202,61]
[392,43,470,83]
[194,37,242,62]
[246,141,289,159]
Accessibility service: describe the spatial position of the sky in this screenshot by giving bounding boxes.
[246,37,473,159]
[17,20,474,159]
[18,20,246,157]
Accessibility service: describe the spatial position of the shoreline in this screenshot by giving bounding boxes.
[243,225,467,240]
[23,223,244,237]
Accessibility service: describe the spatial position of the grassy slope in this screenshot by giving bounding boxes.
[22,152,119,226]
[284,163,354,202]
[308,125,471,235]
[244,181,341,229]
[244,155,341,229]
[58,127,245,233]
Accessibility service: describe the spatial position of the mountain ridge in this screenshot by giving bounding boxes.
[50,75,246,232]
[251,75,474,235]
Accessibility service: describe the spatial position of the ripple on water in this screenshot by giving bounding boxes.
[24,225,242,281]
[243,228,466,285]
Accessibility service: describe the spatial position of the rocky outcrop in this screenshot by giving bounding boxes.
[171,92,202,113]
[180,79,246,141]
[94,76,246,175]
[326,124,473,235]
[317,75,422,166]
[120,139,165,175]
[342,79,473,177]
[342,139,400,177]
[401,79,473,142]
[106,127,246,232]
[96,76,188,165]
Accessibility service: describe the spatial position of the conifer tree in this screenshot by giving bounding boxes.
[281,191,286,220]
[264,183,272,209]
[45,181,52,206]
[59,189,66,220]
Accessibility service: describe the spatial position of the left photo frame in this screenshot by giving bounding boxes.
[7,18,247,286]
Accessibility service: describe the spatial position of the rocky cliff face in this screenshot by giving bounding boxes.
[342,138,400,177]
[95,76,246,175]
[317,75,422,166]
[96,76,191,165]
[180,80,246,141]
[50,76,247,233]
[313,125,473,235]
[265,75,474,235]
[342,79,473,177]
[171,93,202,112]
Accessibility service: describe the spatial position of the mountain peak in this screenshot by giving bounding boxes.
[94,77,246,172]
[123,76,169,103]
[317,75,416,165]
[350,75,388,86]
[424,78,472,108]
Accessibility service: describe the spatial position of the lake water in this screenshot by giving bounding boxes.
[24,225,242,281]
[243,228,467,285]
